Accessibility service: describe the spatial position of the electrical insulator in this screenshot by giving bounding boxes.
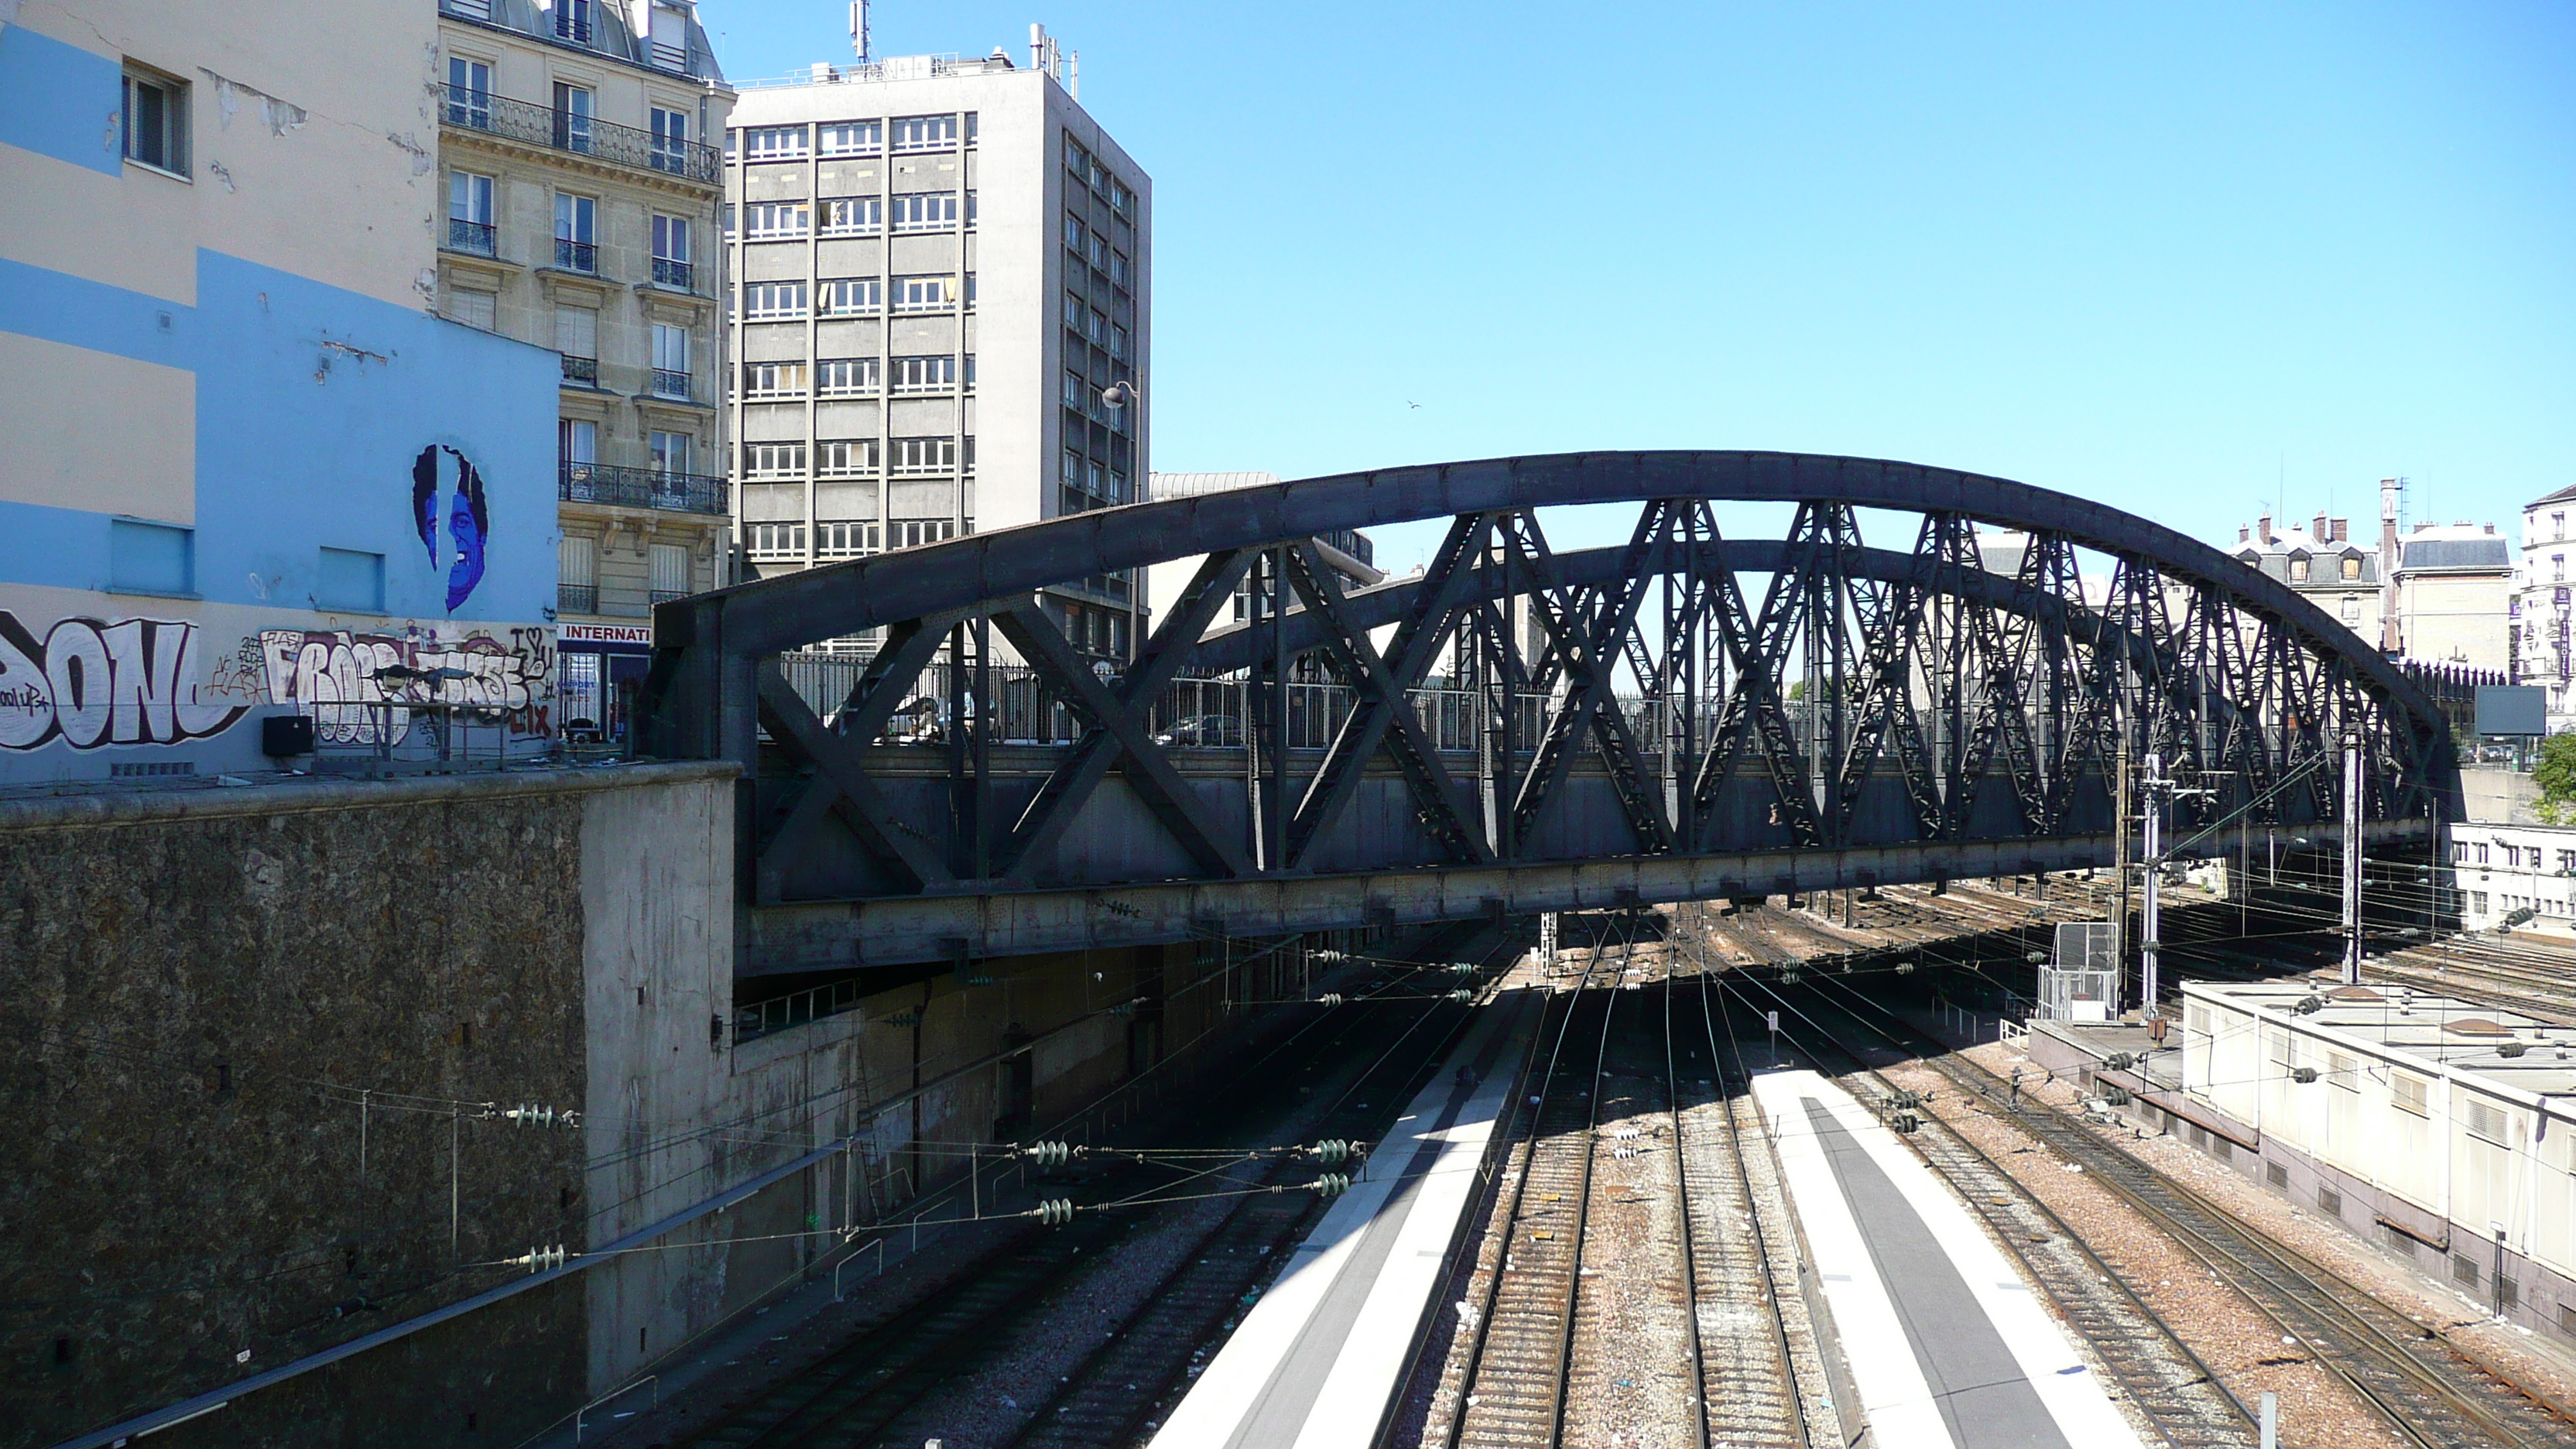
[2103,1052,2136,1070]
[1316,993,1345,1008]
[2290,1067,2320,1084]
[1781,969,1804,985]
[1451,962,1478,975]
[506,1104,557,1128]
[1313,1139,1350,1165]
[1893,1111,1921,1136]
[1023,1141,1071,1168]
[1313,1173,1351,1199]
[1034,1198,1076,1226]
[1449,989,1474,1003]
[1895,961,1917,975]
[517,1244,567,1273]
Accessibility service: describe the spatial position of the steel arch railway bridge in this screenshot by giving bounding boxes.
[641,451,2456,975]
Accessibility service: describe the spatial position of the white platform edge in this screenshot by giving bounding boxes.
[1752,1069,2147,1449]
[1146,997,1531,1449]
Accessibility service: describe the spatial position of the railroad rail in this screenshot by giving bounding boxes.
[1726,974,2255,1447]
[653,956,1491,1449]
[1442,952,1619,1447]
[1800,972,2576,1449]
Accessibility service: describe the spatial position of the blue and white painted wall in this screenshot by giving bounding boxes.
[0,0,560,783]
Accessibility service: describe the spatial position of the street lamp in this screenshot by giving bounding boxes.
[1098,380,1142,663]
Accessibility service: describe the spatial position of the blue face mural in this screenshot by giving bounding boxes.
[412,445,491,613]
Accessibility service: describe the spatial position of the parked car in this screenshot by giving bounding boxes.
[1153,714,1243,748]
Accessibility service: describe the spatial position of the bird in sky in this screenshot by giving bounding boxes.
[1406,400,1421,409]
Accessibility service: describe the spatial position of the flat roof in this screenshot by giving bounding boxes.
[2184,978,2576,1100]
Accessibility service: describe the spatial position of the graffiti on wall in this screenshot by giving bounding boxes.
[255,625,554,745]
[413,444,491,613]
[0,613,251,750]
[0,611,557,753]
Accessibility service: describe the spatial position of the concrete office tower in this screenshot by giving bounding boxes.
[724,34,1150,659]
[433,0,735,737]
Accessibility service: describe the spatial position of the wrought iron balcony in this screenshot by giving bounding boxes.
[555,238,598,273]
[558,582,599,615]
[447,218,496,256]
[561,355,598,385]
[441,84,720,184]
[560,462,726,516]
[651,256,694,290]
[649,368,693,401]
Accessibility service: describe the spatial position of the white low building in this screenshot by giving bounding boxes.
[2448,820,2576,937]
[2176,979,2576,1337]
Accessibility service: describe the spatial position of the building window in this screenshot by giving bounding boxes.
[891,113,958,152]
[1110,251,1129,288]
[122,64,189,176]
[2391,1072,2429,1116]
[2557,555,2567,584]
[817,439,879,477]
[553,0,594,42]
[817,519,880,558]
[649,430,692,476]
[892,275,957,312]
[742,442,805,478]
[649,543,691,603]
[819,278,882,316]
[443,288,497,331]
[1111,324,1129,359]
[2557,512,2567,542]
[1112,180,1132,216]
[742,361,808,398]
[1063,371,1087,409]
[2288,555,2310,582]
[2477,843,2491,864]
[650,324,690,398]
[819,119,882,156]
[743,282,807,319]
[559,418,598,466]
[817,358,881,397]
[445,57,492,128]
[892,192,960,232]
[742,125,808,160]
[554,306,598,384]
[560,535,598,615]
[109,519,193,595]
[745,522,806,559]
[744,201,810,239]
[820,197,882,235]
[891,355,960,393]
[651,214,693,289]
[891,518,959,549]
[554,193,598,272]
[890,437,959,474]
[552,81,594,153]
[317,548,385,613]
[649,107,691,173]
[2341,554,2362,580]
[447,171,496,255]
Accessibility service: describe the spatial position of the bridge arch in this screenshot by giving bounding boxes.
[644,451,2453,971]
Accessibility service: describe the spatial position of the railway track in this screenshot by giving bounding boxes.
[656,961,1489,1449]
[1728,975,2255,1449]
[1801,973,2576,1449]
[1444,957,1617,1447]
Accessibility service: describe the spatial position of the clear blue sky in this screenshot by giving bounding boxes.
[707,2,2575,570]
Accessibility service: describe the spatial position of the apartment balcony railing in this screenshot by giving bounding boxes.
[649,368,693,401]
[560,461,726,516]
[561,355,598,385]
[446,218,497,256]
[558,582,599,615]
[555,238,598,273]
[442,85,720,184]
[650,256,694,289]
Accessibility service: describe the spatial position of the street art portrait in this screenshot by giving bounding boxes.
[413,444,491,613]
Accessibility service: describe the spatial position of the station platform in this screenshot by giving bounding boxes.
[1752,1070,2147,1449]
[1145,989,1540,1449]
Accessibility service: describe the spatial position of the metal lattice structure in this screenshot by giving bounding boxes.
[643,452,2453,971]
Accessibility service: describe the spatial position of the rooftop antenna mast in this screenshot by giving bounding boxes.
[849,0,869,62]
